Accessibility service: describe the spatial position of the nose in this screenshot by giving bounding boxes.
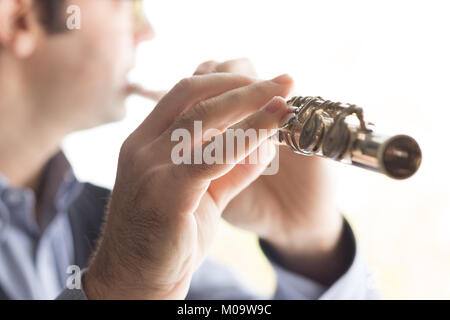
[134,17,155,45]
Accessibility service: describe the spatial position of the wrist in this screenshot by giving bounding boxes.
[261,216,355,285]
[83,242,139,299]
[266,212,344,256]
[83,231,192,300]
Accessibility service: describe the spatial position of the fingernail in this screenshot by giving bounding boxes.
[271,74,293,85]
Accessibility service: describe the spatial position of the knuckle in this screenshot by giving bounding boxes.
[118,137,137,164]
[119,137,132,156]
[174,77,196,93]
[191,99,212,120]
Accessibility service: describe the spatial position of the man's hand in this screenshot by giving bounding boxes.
[83,72,294,299]
[222,150,349,285]
[194,58,350,285]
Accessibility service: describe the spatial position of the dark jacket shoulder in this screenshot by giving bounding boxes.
[68,183,111,270]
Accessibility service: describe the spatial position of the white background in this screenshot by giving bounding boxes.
[63,0,450,298]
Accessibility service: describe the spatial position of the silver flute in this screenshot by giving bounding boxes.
[129,85,422,179]
[278,96,422,179]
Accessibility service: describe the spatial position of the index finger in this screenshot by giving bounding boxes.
[135,73,257,142]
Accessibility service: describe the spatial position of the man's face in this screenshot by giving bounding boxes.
[27,0,153,131]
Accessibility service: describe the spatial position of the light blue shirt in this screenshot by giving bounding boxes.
[0,153,82,299]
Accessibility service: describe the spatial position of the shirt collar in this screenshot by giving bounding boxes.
[0,151,83,234]
[36,151,83,229]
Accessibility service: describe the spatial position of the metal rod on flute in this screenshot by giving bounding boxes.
[128,84,422,180]
[278,96,422,179]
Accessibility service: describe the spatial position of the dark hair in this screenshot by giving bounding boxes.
[36,0,67,33]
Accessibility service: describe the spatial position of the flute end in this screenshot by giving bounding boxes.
[382,135,422,179]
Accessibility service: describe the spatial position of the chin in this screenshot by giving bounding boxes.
[103,102,128,124]
[81,102,127,131]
